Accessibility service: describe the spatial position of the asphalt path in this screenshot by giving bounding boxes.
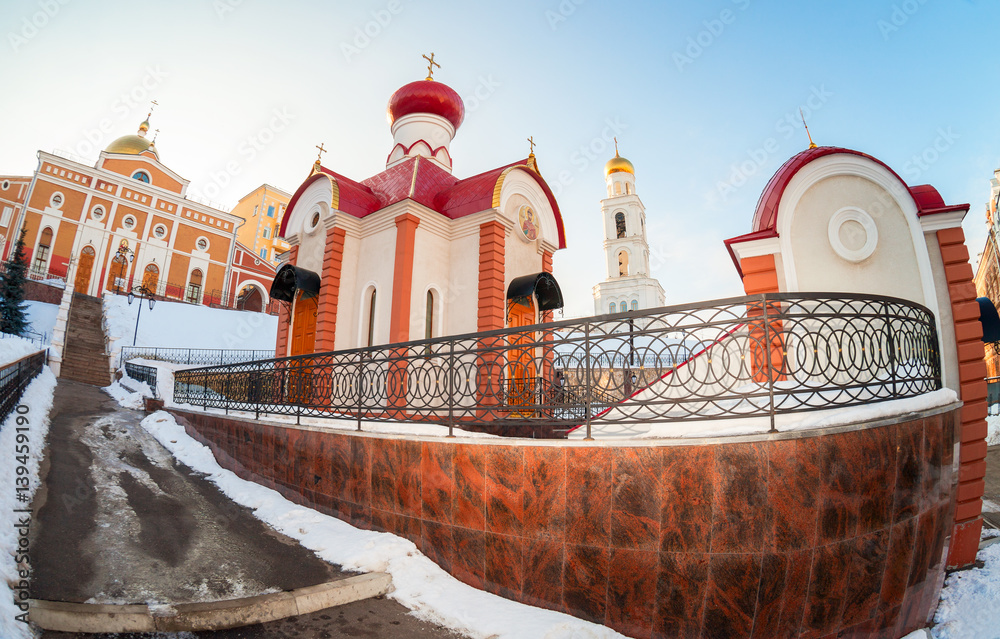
[31,380,464,638]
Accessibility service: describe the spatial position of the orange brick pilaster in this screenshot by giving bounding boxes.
[315,227,346,353]
[388,213,420,414]
[274,245,298,359]
[477,221,507,413]
[740,254,785,382]
[939,227,988,569]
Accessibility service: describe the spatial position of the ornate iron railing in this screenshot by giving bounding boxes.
[173,294,941,437]
[120,347,275,368]
[124,361,158,398]
[0,350,47,428]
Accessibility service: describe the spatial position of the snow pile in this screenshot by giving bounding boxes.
[0,368,57,639]
[103,294,277,366]
[0,335,45,368]
[932,538,1000,639]
[139,411,625,639]
[986,415,1000,446]
[104,379,147,410]
[24,301,58,343]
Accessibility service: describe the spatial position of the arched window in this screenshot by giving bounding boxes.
[615,212,626,239]
[614,183,622,195]
[367,288,377,348]
[618,250,629,276]
[625,183,632,195]
[186,269,203,304]
[425,290,435,341]
[631,300,638,311]
[131,170,151,184]
[33,227,52,273]
[609,302,616,314]
[107,254,128,293]
[618,302,626,313]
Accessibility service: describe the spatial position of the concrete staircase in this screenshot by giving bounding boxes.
[59,293,110,386]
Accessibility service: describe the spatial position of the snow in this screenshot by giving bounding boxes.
[23,301,58,342]
[0,368,57,639]
[986,414,1000,446]
[137,410,626,639]
[932,539,1000,639]
[103,294,277,368]
[0,335,45,368]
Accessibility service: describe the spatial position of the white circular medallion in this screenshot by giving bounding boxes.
[827,207,878,263]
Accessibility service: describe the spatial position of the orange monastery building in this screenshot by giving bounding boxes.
[0,115,276,307]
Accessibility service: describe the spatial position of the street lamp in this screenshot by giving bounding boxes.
[113,239,134,294]
[127,284,156,346]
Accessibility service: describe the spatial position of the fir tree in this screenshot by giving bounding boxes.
[0,227,30,336]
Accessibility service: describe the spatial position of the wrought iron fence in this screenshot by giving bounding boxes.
[0,260,67,287]
[124,361,158,398]
[173,293,942,437]
[120,347,276,369]
[0,350,47,428]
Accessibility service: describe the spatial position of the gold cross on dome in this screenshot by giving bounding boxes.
[422,52,440,80]
[527,136,536,154]
[315,142,327,163]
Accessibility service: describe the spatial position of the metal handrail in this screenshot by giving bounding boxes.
[172,293,942,436]
[0,350,46,427]
[123,361,158,398]
[120,347,276,369]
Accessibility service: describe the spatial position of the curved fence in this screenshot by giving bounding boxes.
[173,293,941,437]
[120,347,276,368]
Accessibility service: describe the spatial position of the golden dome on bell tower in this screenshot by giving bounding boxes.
[604,138,634,177]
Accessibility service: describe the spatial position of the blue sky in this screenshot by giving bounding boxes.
[1,0,996,318]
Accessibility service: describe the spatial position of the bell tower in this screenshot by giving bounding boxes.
[593,142,665,315]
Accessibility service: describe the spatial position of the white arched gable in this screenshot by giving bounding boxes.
[775,154,939,321]
[496,169,558,245]
[284,176,334,238]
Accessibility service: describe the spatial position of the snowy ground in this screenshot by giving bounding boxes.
[986,414,1000,446]
[0,335,46,368]
[0,368,57,639]
[136,409,627,639]
[103,294,277,367]
[23,301,58,344]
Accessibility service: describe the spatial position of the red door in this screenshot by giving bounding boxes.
[507,298,536,409]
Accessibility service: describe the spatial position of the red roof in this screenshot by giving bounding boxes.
[278,157,567,249]
[726,146,969,277]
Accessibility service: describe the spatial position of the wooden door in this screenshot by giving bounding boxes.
[142,263,159,293]
[506,298,536,409]
[75,246,95,293]
[288,292,318,404]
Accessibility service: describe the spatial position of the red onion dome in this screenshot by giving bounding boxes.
[387,79,465,130]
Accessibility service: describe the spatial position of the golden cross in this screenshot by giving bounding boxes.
[527,136,535,154]
[315,142,327,163]
[614,136,619,156]
[153,128,160,143]
[422,52,440,80]
[148,100,158,118]
[799,108,817,149]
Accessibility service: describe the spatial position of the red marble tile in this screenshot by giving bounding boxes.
[566,447,611,547]
[281,427,299,484]
[453,443,485,530]
[771,548,813,639]
[703,553,761,639]
[892,420,923,523]
[370,507,396,534]
[350,502,371,530]
[818,433,861,544]
[611,447,660,551]
[398,513,421,545]
[841,531,889,627]
[523,447,566,540]
[348,437,371,507]
[750,553,789,638]
[713,442,770,553]
[421,442,454,524]
[871,605,901,639]
[767,438,821,552]
[522,538,564,612]
[836,617,876,638]
[326,434,351,502]
[607,548,657,639]
[564,544,609,624]
[370,438,397,512]
[907,509,936,589]
[660,446,714,553]
[802,541,851,639]
[855,428,895,537]
[921,420,944,512]
[879,518,915,612]
[654,552,709,639]
[928,503,951,574]
[941,411,956,469]
[896,583,926,638]
[452,527,485,589]
[484,532,524,599]
[420,520,454,573]
[486,446,524,536]
[398,440,423,519]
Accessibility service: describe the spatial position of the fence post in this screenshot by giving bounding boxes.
[762,294,776,433]
[883,300,898,397]
[356,351,363,432]
[447,339,455,438]
[584,323,593,440]
[202,371,208,411]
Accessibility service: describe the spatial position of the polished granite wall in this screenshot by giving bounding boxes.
[171,406,959,639]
